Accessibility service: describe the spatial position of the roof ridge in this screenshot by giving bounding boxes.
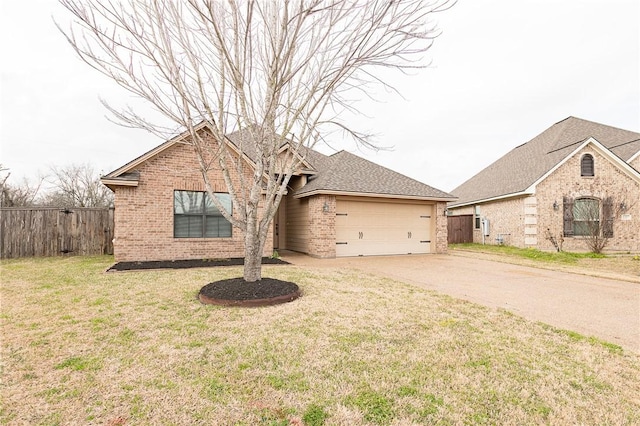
[565,116,639,133]
[553,116,575,125]
[546,137,588,154]
[547,117,640,154]
[609,137,640,150]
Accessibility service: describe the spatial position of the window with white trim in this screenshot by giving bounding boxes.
[174,190,232,238]
[474,206,481,229]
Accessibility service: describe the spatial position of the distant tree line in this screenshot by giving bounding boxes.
[0,163,113,208]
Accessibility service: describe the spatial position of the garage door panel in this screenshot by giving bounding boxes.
[335,200,432,257]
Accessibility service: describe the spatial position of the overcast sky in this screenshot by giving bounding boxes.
[1,0,638,193]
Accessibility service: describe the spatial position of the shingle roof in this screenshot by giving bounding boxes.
[223,126,454,199]
[102,122,454,200]
[449,117,640,207]
[295,150,455,200]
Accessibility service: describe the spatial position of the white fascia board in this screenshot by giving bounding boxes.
[103,122,214,178]
[294,189,455,202]
[100,178,139,187]
[103,139,182,178]
[104,121,259,179]
[447,191,533,209]
[277,143,315,172]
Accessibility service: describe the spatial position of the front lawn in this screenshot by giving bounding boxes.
[2,256,639,425]
[450,243,640,280]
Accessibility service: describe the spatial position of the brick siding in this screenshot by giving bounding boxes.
[536,147,640,252]
[452,198,527,247]
[434,202,449,253]
[113,139,273,262]
[307,195,336,258]
[113,134,453,261]
[448,146,640,252]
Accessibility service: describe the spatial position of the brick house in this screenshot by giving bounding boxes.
[102,123,455,262]
[447,117,640,252]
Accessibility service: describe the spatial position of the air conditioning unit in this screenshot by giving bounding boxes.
[481,218,490,237]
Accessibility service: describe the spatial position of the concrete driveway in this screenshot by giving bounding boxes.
[282,252,640,354]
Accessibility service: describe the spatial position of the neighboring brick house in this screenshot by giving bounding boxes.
[102,123,455,262]
[447,117,640,252]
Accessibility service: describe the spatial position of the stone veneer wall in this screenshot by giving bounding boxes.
[113,141,273,262]
[448,146,640,252]
[434,201,449,254]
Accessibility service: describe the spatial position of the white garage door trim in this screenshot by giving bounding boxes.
[335,198,433,257]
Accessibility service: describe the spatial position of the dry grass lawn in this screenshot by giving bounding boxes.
[2,256,640,425]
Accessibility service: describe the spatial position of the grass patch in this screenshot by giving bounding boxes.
[302,404,329,426]
[1,255,639,425]
[450,243,606,263]
[538,323,625,355]
[346,390,394,424]
[54,356,102,372]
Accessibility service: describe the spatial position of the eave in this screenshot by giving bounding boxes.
[447,190,533,209]
[294,189,456,202]
[101,177,139,186]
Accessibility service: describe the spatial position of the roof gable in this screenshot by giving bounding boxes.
[101,123,315,184]
[526,137,640,192]
[450,117,640,207]
[101,126,454,200]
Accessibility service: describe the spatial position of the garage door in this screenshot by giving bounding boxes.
[335,199,432,257]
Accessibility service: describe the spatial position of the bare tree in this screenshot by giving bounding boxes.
[42,163,114,207]
[544,227,564,253]
[0,165,9,205]
[0,166,44,207]
[57,0,454,281]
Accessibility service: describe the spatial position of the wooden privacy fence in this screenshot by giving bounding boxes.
[0,207,114,259]
[447,214,474,244]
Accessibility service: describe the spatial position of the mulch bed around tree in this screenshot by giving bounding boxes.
[106,257,299,307]
[107,257,288,272]
[198,277,301,307]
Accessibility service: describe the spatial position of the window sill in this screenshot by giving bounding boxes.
[174,237,234,240]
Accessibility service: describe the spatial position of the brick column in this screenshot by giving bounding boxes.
[308,195,336,258]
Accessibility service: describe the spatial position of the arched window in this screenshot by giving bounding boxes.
[581,154,594,177]
[573,198,599,236]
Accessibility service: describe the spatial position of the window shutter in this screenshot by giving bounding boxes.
[603,197,614,238]
[563,197,574,236]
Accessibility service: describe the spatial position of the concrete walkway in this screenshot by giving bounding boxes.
[281,252,640,354]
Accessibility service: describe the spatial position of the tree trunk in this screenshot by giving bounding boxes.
[243,211,263,282]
